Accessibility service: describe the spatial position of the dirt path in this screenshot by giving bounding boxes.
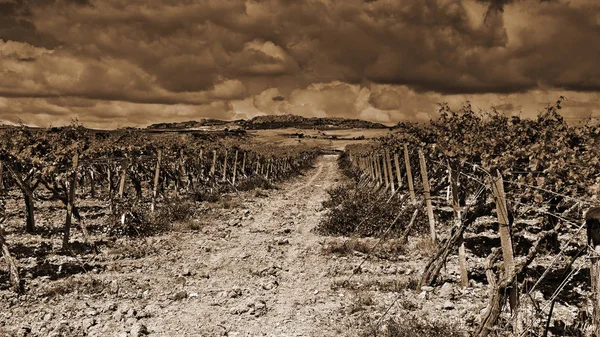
[2,154,380,337]
[143,154,355,336]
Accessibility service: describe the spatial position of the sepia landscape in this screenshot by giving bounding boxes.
[1,0,600,336]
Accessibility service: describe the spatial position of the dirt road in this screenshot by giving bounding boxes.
[147,154,359,336]
[3,154,372,337]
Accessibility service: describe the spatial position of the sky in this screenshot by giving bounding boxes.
[0,0,599,129]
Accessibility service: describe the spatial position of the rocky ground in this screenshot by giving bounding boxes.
[0,155,589,336]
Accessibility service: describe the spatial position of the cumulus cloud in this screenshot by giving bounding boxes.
[0,0,598,128]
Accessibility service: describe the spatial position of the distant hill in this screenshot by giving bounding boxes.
[145,115,389,130]
[243,115,389,130]
[147,119,243,129]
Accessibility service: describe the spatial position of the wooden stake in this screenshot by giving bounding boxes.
[242,151,247,177]
[63,154,78,250]
[210,150,217,178]
[222,150,228,182]
[490,170,518,328]
[394,153,402,189]
[118,158,128,198]
[0,161,4,193]
[151,149,162,214]
[385,149,395,193]
[592,245,600,337]
[418,149,436,243]
[199,149,204,178]
[449,161,468,288]
[232,150,238,185]
[404,144,416,204]
[381,155,388,190]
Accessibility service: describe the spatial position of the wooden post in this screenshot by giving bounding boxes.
[592,245,600,336]
[210,150,217,178]
[381,155,388,190]
[242,151,247,177]
[89,169,96,198]
[256,157,260,176]
[371,155,376,182]
[0,160,4,193]
[449,161,468,288]
[118,158,128,198]
[232,150,238,185]
[374,155,380,186]
[199,149,204,178]
[222,150,228,182]
[418,149,436,243]
[404,144,416,204]
[394,153,402,189]
[107,166,113,213]
[151,149,162,214]
[179,149,186,190]
[63,153,78,250]
[385,149,395,193]
[490,170,518,327]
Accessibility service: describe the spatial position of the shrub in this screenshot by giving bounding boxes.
[236,176,277,191]
[317,184,426,237]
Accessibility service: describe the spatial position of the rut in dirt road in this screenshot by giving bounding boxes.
[145,154,359,337]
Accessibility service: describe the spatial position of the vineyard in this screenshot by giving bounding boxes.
[2,102,600,336]
[0,124,318,291]
[327,98,600,336]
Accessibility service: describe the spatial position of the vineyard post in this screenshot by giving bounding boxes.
[404,144,417,204]
[232,150,238,185]
[89,169,95,198]
[377,154,383,186]
[242,151,247,177]
[63,153,79,250]
[256,156,260,176]
[591,240,600,336]
[372,155,379,185]
[394,152,402,189]
[179,149,186,191]
[265,159,270,179]
[418,149,437,243]
[151,149,162,215]
[381,155,388,190]
[490,170,518,331]
[222,149,228,182]
[118,157,128,198]
[449,161,468,288]
[366,157,370,177]
[199,149,204,179]
[107,166,113,213]
[0,160,4,193]
[371,155,377,183]
[385,148,395,193]
[210,150,217,178]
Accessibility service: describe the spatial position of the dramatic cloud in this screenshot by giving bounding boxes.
[0,0,599,128]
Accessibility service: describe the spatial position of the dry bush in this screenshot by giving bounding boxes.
[317,184,423,237]
[413,236,437,259]
[236,176,277,191]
